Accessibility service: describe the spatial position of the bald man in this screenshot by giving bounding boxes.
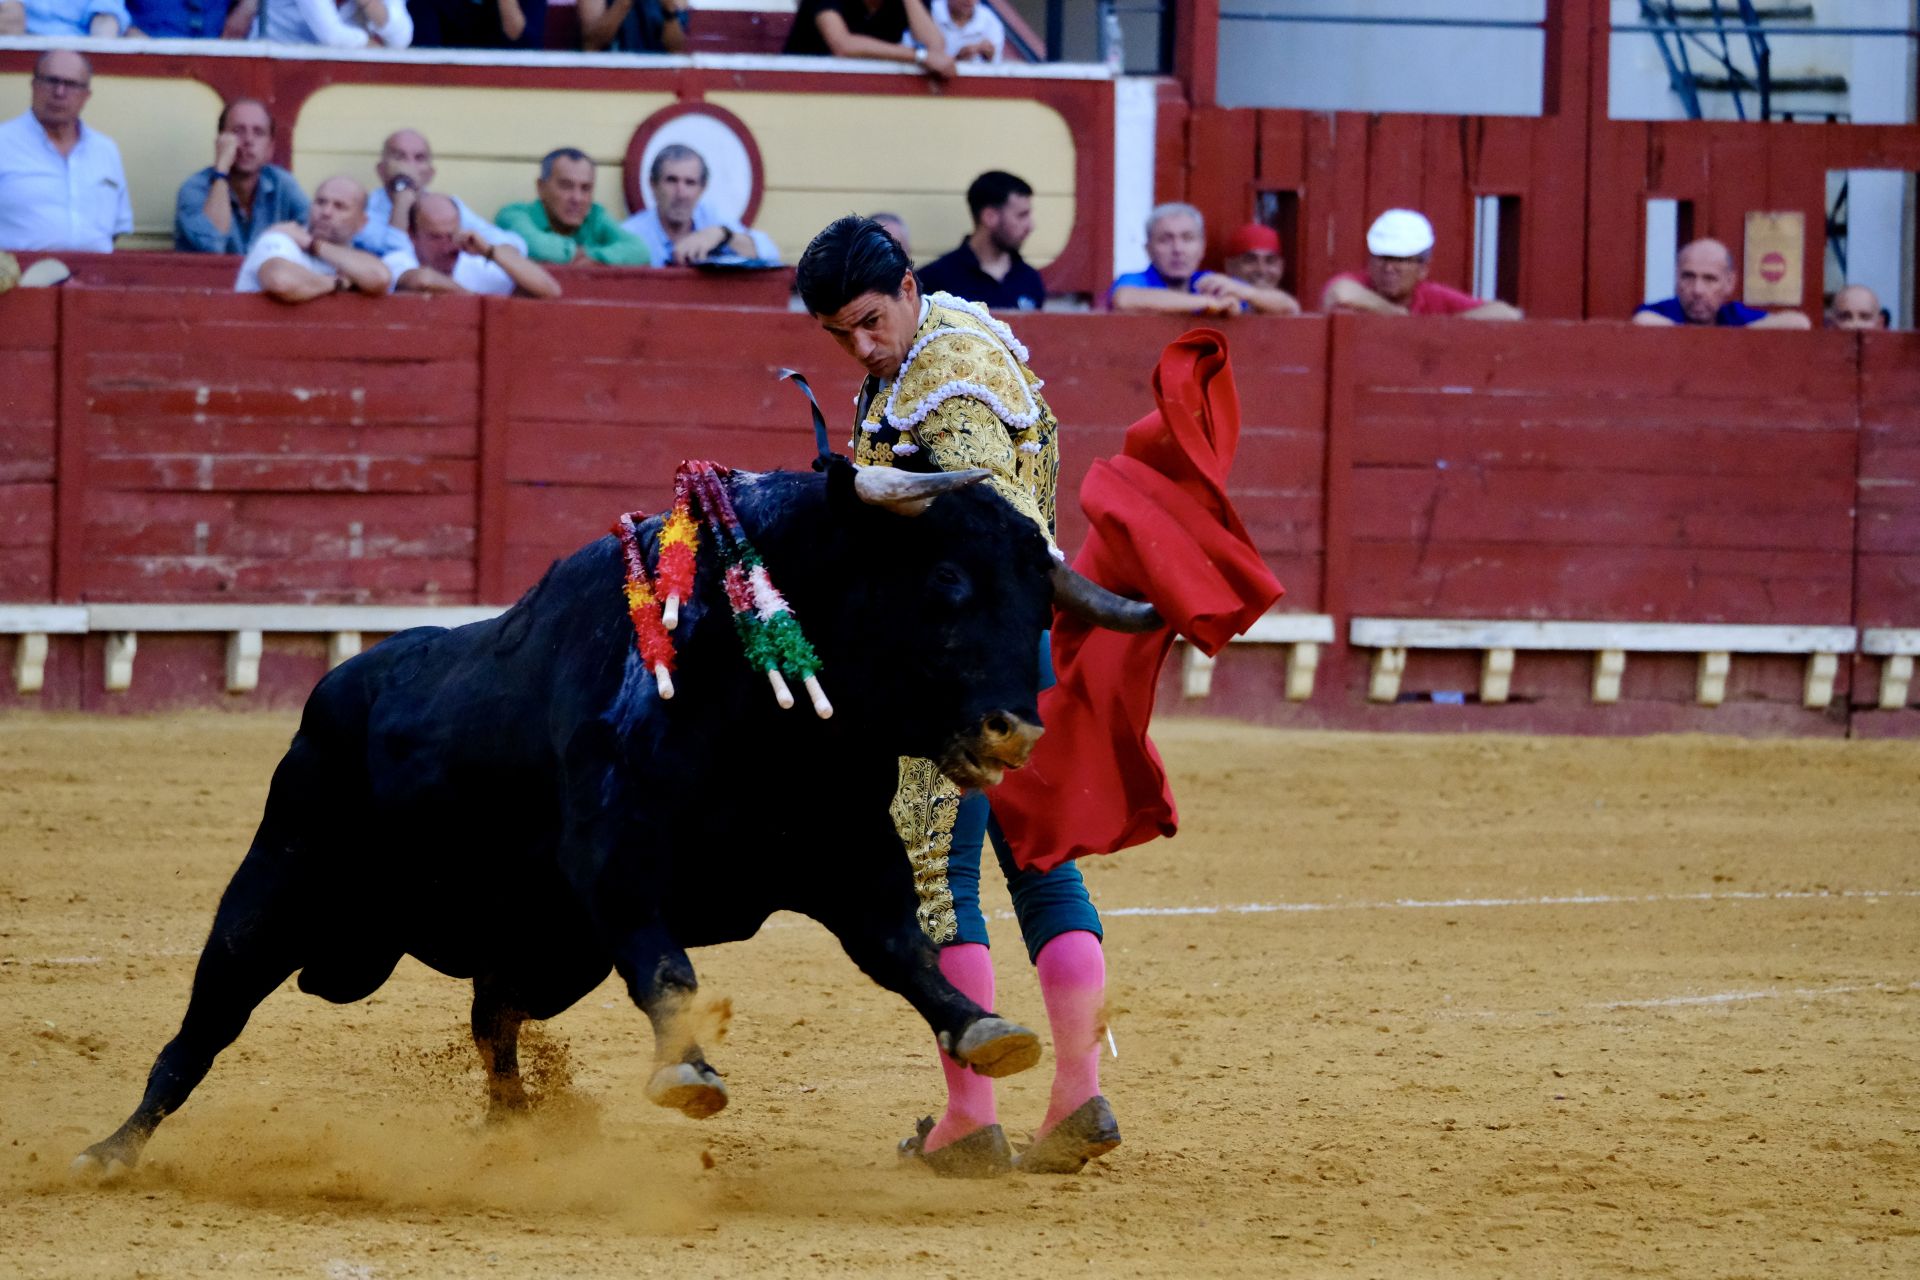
[236,176,393,303]
[1634,238,1810,329]
[395,192,561,299]
[1827,284,1888,331]
[359,128,523,258]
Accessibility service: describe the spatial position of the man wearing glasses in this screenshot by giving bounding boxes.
[0,51,133,254]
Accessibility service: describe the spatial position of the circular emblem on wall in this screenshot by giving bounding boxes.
[624,102,765,226]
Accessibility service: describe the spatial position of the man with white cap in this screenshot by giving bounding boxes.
[1322,208,1520,320]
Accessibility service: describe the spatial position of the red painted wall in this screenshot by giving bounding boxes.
[1,288,1912,735]
[0,291,57,600]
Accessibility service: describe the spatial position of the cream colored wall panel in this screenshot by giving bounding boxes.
[760,191,1072,270]
[293,85,676,168]
[708,92,1076,197]
[2,74,224,243]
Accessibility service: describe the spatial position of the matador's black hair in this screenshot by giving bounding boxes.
[796,215,913,317]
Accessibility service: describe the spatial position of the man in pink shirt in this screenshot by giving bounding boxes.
[1322,208,1521,320]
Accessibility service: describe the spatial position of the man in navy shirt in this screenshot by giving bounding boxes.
[1634,238,1810,329]
[916,170,1046,311]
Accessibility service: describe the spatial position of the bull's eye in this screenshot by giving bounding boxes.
[929,564,969,598]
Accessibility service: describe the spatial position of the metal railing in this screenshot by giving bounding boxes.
[1618,2,1920,121]
[1632,0,1772,120]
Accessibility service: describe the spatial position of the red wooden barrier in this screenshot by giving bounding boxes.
[0,291,58,601]
[1343,318,1859,624]
[1856,331,1920,631]
[62,290,484,604]
[0,287,1908,734]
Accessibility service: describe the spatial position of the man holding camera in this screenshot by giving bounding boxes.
[356,128,524,258]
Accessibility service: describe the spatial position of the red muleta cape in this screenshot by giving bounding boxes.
[992,329,1286,873]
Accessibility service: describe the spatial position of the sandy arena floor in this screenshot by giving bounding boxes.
[1,712,1917,1278]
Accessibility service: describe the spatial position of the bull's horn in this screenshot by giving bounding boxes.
[853,465,990,516]
[1050,562,1163,633]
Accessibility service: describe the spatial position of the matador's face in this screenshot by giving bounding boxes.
[815,270,923,381]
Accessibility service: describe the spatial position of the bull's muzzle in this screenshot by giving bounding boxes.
[939,712,1044,789]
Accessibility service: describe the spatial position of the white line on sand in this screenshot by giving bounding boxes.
[1093,887,1920,920]
[1590,981,1920,1010]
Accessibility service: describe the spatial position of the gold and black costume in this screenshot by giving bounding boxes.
[855,293,1062,943]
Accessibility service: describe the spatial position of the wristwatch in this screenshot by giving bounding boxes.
[212,171,230,182]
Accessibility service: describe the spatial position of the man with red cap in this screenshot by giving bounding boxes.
[1217,222,1300,315]
[1322,208,1521,320]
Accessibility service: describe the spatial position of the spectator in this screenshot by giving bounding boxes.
[357,128,522,259]
[903,0,1001,62]
[1218,222,1300,315]
[0,0,129,35]
[495,148,650,267]
[784,0,955,80]
[1108,203,1240,316]
[577,0,685,50]
[128,0,248,36]
[0,51,132,254]
[870,211,911,257]
[393,192,561,299]
[413,0,543,48]
[235,176,393,302]
[1322,209,1520,320]
[175,99,308,255]
[916,169,1045,311]
[621,143,780,266]
[1633,238,1809,329]
[248,0,413,48]
[1826,283,1887,331]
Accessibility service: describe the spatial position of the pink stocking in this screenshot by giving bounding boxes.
[1035,930,1105,1139]
[925,942,997,1149]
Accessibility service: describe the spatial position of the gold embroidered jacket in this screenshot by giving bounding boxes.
[855,293,1062,942]
[851,292,1061,549]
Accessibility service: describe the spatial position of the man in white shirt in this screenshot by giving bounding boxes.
[244,0,413,47]
[392,193,562,298]
[357,127,524,258]
[903,0,1002,62]
[620,143,780,267]
[235,175,394,302]
[0,50,133,253]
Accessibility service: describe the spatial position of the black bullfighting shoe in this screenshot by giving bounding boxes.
[1015,1095,1122,1174]
[897,1115,1014,1178]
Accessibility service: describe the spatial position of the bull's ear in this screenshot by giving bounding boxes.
[1050,562,1163,633]
[853,465,990,516]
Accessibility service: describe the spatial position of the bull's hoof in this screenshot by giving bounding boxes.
[70,1141,136,1181]
[898,1115,1013,1179]
[646,1062,729,1119]
[948,1017,1041,1079]
[1015,1095,1121,1175]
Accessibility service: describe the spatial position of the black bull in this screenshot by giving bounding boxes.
[76,465,1158,1173]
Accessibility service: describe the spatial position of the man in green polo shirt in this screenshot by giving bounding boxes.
[496,148,650,267]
